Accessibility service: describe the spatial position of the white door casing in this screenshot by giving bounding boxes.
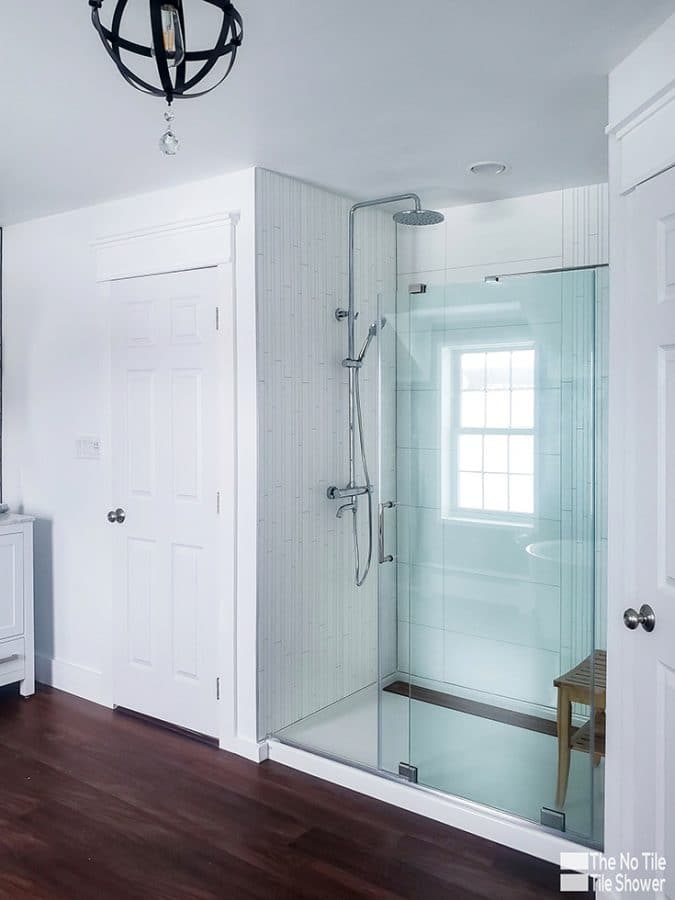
[110,267,222,737]
[606,17,675,898]
[607,165,675,896]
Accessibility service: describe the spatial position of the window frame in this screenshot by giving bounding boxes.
[441,341,537,526]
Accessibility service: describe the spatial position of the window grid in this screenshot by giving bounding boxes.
[455,348,535,516]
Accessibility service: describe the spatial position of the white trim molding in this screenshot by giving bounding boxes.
[36,653,107,707]
[607,11,675,195]
[221,736,269,763]
[605,9,675,883]
[91,214,235,282]
[610,90,675,194]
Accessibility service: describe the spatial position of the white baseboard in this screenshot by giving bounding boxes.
[34,655,266,762]
[36,653,108,707]
[267,739,585,865]
[219,734,269,762]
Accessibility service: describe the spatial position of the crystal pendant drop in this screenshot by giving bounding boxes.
[159,108,179,155]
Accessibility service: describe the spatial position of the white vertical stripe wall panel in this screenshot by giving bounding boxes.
[255,169,396,737]
[562,183,609,269]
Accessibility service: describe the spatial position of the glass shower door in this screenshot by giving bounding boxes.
[380,270,605,847]
[376,284,411,778]
[377,279,449,781]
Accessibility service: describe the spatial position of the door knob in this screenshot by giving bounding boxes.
[107,508,126,524]
[623,604,655,632]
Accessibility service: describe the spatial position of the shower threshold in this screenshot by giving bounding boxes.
[266,733,596,865]
[274,682,604,849]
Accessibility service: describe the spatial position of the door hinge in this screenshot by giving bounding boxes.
[216,306,220,331]
[216,491,221,514]
[216,677,220,700]
[398,762,418,783]
[541,807,566,832]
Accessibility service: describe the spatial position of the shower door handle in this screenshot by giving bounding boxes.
[379,501,396,564]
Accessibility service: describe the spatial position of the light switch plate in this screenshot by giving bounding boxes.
[75,436,102,460]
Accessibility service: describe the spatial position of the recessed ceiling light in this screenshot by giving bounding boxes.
[468,161,509,176]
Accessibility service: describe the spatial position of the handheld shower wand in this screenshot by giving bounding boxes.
[342,318,387,369]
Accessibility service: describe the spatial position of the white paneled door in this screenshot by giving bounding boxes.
[616,165,675,894]
[110,267,221,738]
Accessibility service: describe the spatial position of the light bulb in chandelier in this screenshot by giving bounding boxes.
[152,5,185,68]
[159,107,179,156]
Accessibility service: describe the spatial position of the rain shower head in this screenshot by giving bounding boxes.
[393,208,444,226]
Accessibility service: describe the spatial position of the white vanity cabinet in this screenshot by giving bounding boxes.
[0,515,34,696]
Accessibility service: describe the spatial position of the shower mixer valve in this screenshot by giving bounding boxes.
[327,484,372,520]
[326,485,371,500]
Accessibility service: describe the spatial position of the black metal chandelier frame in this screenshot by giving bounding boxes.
[89,0,243,105]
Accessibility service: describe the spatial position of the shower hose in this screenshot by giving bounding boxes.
[353,368,373,587]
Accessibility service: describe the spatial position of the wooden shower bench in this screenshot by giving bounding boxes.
[554,649,606,807]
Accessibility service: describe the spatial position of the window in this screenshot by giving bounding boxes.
[449,347,535,518]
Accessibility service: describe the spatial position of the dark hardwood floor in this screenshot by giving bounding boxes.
[0,686,592,899]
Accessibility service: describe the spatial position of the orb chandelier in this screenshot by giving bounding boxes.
[89,0,244,154]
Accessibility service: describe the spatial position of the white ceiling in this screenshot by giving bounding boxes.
[1,0,674,224]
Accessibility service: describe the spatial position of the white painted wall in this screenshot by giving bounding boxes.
[397,186,608,281]
[255,169,396,738]
[2,168,259,754]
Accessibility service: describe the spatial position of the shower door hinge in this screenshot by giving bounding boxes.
[216,307,220,331]
[408,283,427,294]
[540,807,566,832]
[216,677,221,700]
[398,762,418,783]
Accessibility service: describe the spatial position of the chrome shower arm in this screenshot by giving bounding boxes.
[348,194,421,355]
[349,192,422,216]
[346,193,421,493]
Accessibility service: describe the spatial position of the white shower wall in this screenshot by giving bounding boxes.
[255,169,396,738]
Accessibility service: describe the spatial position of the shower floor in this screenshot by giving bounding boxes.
[276,683,604,846]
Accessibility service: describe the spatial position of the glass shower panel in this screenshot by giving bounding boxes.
[396,271,603,846]
[378,284,413,776]
[378,281,449,778]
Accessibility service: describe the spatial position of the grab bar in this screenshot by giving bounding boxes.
[378,500,396,564]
